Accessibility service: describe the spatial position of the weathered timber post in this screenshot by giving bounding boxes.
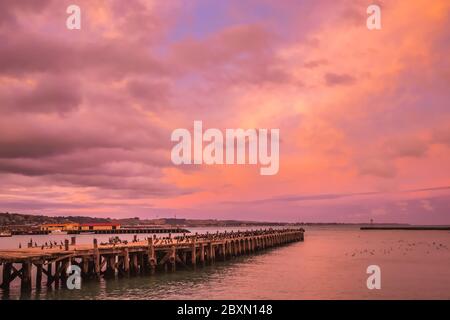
[64,239,69,251]
[82,257,89,278]
[191,238,196,267]
[116,256,123,276]
[61,258,70,287]
[105,255,115,278]
[35,263,43,290]
[133,252,139,275]
[46,263,53,287]
[221,243,226,260]
[93,239,100,278]
[216,243,221,259]
[170,246,176,272]
[54,261,61,288]
[200,243,205,265]
[123,248,130,276]
[132,253,138,274]
[147,238,156,274]
[131,253,138,275]
[71,236,76,246]
[205,242,210,262]
[208,242,214,263]
[21,261,32,292]
[138,253,145,274]
[1,263,12,290]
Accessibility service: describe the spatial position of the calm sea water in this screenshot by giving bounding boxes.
[1,225,449,300]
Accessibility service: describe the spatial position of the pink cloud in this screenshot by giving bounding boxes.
[0,0,449,224]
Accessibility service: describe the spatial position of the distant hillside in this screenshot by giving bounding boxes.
[0,212,290,229]
[0,212,409,229]
[0,212,110,227]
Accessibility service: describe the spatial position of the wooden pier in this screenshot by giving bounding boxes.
[0,228,304,293]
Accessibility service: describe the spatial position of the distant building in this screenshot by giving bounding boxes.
[79,223,120,231]
[40,223,80,231]
[40,222,121,232]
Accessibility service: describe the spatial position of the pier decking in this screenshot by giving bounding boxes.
[0,228,304,292]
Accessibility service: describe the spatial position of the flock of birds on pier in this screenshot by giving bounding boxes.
[17,228,303,250]
[102,229,302,246]
[19,240,67,250]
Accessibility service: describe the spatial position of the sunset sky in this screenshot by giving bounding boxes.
[0,0,449,224]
